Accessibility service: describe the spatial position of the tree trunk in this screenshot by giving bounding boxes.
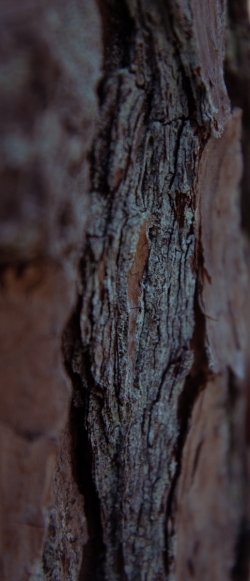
[0,1,249,581]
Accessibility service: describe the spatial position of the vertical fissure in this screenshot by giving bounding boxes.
[231,520,250,581]
[62,298,106,581]
[164,280,211,575]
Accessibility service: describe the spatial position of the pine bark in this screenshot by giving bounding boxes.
[0,1,249,581]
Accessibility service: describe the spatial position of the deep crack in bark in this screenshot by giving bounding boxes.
[164,280,211,575]
[63,298,106,581]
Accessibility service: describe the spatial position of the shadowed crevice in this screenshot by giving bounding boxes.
[62,297,106,581]
[164,281,211,575]
[231,521,250,581]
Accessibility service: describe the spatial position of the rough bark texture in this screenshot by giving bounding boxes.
[0,1,249,581]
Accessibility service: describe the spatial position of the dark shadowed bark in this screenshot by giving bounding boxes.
[0,1,249,581]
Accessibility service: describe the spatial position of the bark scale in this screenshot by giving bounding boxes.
[0,1,249,581]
